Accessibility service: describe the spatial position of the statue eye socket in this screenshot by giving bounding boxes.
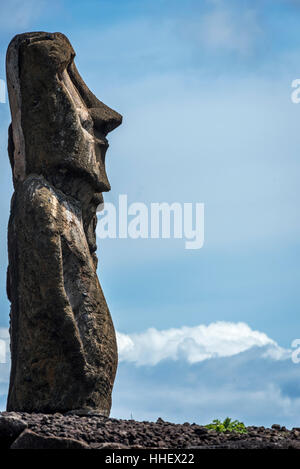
[81,117,93,132]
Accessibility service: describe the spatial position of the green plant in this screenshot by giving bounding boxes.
[205,417,248,434]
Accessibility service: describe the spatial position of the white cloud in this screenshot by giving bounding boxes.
[0,328,9,340]
[117,321,290,366]
[0,328,9,366]
[0,328,8,365]
[0,329,10,403]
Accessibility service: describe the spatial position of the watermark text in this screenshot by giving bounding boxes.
[97,195,204,250]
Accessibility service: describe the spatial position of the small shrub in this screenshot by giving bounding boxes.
[205,417,247,434]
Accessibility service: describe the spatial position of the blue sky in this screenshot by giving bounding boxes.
[1,0,300,428]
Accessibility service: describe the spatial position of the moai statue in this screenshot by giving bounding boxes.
[6,32,122,415]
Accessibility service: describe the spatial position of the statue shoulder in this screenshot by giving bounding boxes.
[13,175,63,231]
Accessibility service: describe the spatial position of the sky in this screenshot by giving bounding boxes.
[0,0,300,428]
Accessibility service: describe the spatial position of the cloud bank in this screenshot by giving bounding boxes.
[117,321,290,366]
[112,322,300,427]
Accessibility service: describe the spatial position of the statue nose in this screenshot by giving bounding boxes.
[89,105,122,136]
[68,61,122,136]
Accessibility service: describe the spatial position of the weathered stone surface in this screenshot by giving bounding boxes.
[6,32,122,415]
[0,414,27,448]
[10,429,89,449]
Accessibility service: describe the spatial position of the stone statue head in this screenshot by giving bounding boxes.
[6,32,122,191]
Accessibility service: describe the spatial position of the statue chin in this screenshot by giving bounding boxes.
[5,31,122,415]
